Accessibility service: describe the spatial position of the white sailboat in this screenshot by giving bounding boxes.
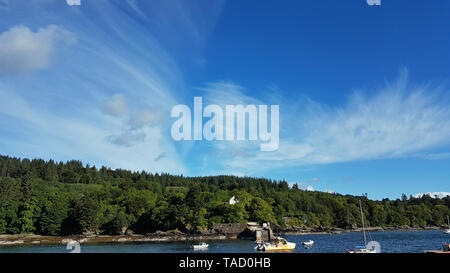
[444,216,450,234]
[347,199,379,253]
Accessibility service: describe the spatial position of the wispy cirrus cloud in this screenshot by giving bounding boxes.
[199,81,262,106]
[208,71,450,175]
[290,71,450,164]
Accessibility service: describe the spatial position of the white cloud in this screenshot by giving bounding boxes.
[413,192,450,199]
[290,182,333,194]
[289,182,315,191]
[100,94,163,147]
[0,25,76,75]
[128,109,162,129]
[101,94,129,117]
[300,183,315,191]
[0,89,185,174]
[106,131,146,147]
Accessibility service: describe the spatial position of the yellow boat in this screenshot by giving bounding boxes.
[260,237,296,251]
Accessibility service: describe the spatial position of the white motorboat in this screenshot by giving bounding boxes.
[192,242,209,250]
[302,240,314,247]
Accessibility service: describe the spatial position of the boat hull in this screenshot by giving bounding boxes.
[192,243,209,250]
[263,242,296,251]
[347,249,377,253]
[193,246,208,250]
[302,240,314,247]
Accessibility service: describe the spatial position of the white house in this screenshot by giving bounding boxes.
[229,196,239,205]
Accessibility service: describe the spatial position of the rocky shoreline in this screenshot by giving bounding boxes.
[0,225,446,247]
[274,225,446,235]
[0,231,230,247]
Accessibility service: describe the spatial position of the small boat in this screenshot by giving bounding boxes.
[425,244,450,253]
[302,240,314,247]
[347,200,380,253]
[444,216,450,234]
[192,242,209,250]
[347,245,378,253]
[254,241,265,251]
[257,237,296,251]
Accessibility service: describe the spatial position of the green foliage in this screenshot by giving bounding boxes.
[248,197,275,223]
[119,188,157,221]
[18,199,37,233]
[134,194,186,233]
[184,185,207,230]
[61,196,100,234]
[0,197,19,233]
[36,193,69,235]
[0,155,449,235]
[61,170,81,184]
[102,211,129,235]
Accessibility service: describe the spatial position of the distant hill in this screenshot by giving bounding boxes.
[0,155,449,236]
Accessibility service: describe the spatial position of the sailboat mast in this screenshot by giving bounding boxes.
[359,199,367,246]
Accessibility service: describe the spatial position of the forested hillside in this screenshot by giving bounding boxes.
[0,155,449,236]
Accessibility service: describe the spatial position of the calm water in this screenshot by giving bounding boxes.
[0,230,448,253]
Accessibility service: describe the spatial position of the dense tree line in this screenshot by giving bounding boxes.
[0,155,449,235]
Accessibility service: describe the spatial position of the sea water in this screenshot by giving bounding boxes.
[0,230,447,253]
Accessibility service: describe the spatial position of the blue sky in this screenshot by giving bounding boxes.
[0,0,450,199]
